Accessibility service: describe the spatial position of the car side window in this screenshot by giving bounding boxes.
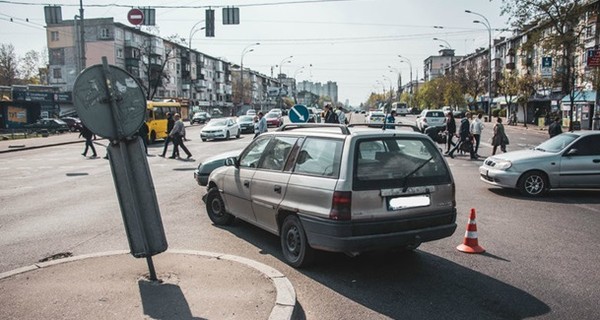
[567,135,600,156]
[258,137,298,171]
[239,137,271,168]
[294,138,343,177]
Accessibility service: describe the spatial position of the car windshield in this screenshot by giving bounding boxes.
[208,119,228,127]
[535,133,579,152]
[239,116,254,122]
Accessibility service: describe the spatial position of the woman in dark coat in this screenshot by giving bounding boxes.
[444,112,456,153]
[492,117,508,155]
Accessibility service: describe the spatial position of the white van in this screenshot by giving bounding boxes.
[392,102,409,116]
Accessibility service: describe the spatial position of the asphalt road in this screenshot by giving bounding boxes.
[1,116,599,319]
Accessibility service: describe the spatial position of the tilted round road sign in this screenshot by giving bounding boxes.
[73,64,146,140]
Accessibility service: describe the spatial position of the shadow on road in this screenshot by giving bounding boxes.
[487,188,600,205]
[139,279,205,320]
[218,220,551,319]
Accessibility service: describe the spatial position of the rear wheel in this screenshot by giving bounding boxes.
[518,171,548,197]
[280,215,314,268]
[205,188,234,225]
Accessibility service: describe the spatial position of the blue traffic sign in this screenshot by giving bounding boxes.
[289,104,309,123]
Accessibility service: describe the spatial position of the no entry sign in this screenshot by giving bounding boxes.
[127,8,144,25]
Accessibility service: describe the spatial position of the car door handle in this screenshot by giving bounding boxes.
[593,159,600,163]
[243,180,250,188]
[274,185,282,193]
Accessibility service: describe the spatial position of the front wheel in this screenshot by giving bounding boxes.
[518,171,548,197]
[280,215,315,268]
[205,188,235,225]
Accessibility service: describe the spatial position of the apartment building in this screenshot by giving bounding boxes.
[423,49,463,81]
[45,17,234,114]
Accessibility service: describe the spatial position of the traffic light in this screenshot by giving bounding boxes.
[206,9,215,37]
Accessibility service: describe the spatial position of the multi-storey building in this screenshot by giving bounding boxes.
[45,17,234,115]
[423,49,463,81]
[297,80,338,103]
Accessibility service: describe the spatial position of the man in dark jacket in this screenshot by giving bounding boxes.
[447,112,476,159]
[79,124,97,158]
[160,112,174,157]
[548,117,563,138]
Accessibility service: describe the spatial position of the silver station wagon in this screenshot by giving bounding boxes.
[203,124,457,267]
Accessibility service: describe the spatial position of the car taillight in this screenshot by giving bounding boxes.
[329,191,351,221]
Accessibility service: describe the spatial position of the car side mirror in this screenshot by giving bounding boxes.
[566,148,578,156]
[225,157,239,168]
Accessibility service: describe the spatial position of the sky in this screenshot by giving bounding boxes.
[0,0,512,106]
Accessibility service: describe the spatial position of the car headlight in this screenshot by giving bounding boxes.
[492,159,512,170]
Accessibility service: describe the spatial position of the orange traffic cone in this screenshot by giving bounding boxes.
[457,208,485,254]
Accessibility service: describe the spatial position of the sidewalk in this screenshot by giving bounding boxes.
[0,250,296,320]
[0,131,83,154]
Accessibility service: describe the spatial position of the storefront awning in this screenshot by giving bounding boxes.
[561,90,596,103]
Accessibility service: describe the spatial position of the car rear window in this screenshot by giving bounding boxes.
[353,137,451,190]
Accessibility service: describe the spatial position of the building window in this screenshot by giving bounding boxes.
[116,48,123,58]
[53,68,62,79]
[50,31,59,41]
[115,29,123,40]
[99,28,110,39]
[49,48,64,65]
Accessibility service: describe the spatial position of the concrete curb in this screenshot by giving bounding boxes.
[0,139,83,154]
[0,249,296,320]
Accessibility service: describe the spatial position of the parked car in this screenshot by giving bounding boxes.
[194,149,243,186]
[479,131,600,197]
[200,118,241,141]
[415,109,446,132]
[269,109,283,117]
[61,117,83,132]
[265,112,283,127]
[191,112,210,124]
[203,123,457,267]
[237,115,256,134]
[24,118,69,133]
[246,109,257,116]
[365,111,385,125]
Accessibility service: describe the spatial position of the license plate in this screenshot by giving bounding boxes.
[387,195,430,211]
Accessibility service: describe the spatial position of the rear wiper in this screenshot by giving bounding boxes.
[402,156,434,192]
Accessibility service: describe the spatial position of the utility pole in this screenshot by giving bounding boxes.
[79,0,86,72]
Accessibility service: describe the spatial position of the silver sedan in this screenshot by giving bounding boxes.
[479,131,600,196]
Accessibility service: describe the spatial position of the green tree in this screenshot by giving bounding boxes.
[454,61,486,110]
[501,0,589,130]
[20,49,45,84]
[496,69,520,116]
[443,75,465,109]
[0,44,19,86]
[517,72,540,128]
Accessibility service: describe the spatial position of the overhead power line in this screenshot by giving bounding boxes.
[0,0,357,9]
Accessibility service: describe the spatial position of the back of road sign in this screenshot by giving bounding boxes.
[289,104,309,123]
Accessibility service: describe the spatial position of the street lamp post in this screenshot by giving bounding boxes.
[188,20,206,49]
[398,55,413,108]
[240,42,260,114]
[433,37,452,50]
[277,55,293,109]
[466,9,493,122]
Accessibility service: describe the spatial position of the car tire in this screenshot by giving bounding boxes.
[226,131,230,140]
[202,138,207,142]
[205,187,235,225]
[236,129,240,139]
[280,215,315,268]
[518,170,548,197]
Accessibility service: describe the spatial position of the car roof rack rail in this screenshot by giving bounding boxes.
[277,123,350,135]
[347,123,421,132]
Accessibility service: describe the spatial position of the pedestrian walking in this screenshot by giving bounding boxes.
[324,105,338,123]
[548,117,563,138]
[470,113,485,156]
[160,112,175,157]
[79,124,97,158]
[169,113,192,160]
[385,110,396,129]
[138,121,149,155]
[444,112,457,153]
[492,117,509,155]
[447,112,476,159]
[254,112,268,138]
[336,106,347,125]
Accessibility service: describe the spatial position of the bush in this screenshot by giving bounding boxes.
[491,108,502,117]
[498,108,507,117]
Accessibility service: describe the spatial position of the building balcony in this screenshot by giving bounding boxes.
[124,39,140,49]
[125,58,139,67]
